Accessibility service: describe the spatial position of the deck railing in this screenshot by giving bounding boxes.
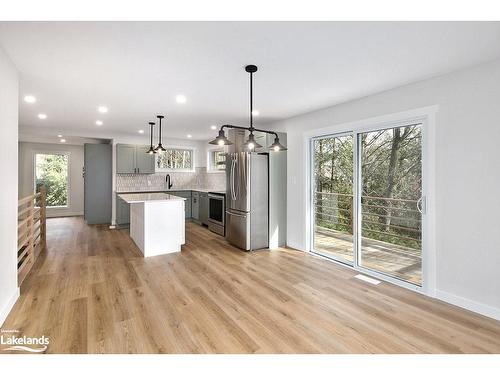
[314,191,421,248]
[17,185,47,285]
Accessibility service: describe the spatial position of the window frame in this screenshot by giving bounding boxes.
[155,146,196,173]
[207,148,226,173]
[32,150,71,209]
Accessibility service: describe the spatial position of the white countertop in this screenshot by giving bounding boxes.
[118,192,186,203]
[115,188,225,194]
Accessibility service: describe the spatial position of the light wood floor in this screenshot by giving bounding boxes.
[2,217,500,354]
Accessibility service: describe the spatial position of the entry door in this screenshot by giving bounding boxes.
[311,122,424,287]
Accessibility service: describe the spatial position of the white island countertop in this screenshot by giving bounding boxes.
[118,192,186,203]
[117,192,186,257]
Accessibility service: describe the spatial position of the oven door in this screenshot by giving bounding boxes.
[208,194,224,226]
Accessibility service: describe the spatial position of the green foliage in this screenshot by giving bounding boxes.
[35,154,68,207]
[314,125,422,250]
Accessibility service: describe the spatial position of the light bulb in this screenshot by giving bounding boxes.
[218,140,224,146]
[274,145,280,152]
[248,142,255,150]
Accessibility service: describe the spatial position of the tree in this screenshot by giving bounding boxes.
[35,154,68,207]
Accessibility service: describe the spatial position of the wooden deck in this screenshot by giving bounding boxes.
[314,227,421,285]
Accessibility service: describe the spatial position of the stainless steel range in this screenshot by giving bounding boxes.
[208,192,225,236]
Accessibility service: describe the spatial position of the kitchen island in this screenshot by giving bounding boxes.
[117,193,185,257]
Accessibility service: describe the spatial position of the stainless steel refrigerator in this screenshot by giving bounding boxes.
[226,152,269,250]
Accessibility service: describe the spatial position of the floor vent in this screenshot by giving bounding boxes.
[354,274,381,285]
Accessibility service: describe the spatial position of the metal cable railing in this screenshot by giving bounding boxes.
[314,191,421,247]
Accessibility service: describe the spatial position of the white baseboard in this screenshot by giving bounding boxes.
[0,288,20,327]
[436,290,500,321]
[46,211,83,218]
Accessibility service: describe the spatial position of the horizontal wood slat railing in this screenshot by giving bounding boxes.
[17,185,46,285]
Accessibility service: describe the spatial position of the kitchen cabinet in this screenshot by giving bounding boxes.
[191,191,200,222]
[135,145,156,174]
[116,194,130,225]
[199,192,208,225]
[168,190,192,219]
[116,144,155,174]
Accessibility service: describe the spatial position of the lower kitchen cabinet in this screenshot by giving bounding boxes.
[199,192,208,225]
[116,190,212,226]
[192,191,200,221]
[168,191,192,218]
[116,195,130,225]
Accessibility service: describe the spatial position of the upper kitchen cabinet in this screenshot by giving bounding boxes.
[135,145,155,174]
[116,144,155,174]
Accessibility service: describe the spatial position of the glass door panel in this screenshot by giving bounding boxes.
[312,135,354,264]
[359,124,422,285]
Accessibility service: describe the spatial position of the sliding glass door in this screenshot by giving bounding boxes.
[312,134,354,264]
[359,125,422,285]
[312,122,423,287]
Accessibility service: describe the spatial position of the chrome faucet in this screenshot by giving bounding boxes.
[166,174,173,189]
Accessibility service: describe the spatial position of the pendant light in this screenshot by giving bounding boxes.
[154,115,166,153]
[146,122,156,154]
[208,129,233,146]
[268,136,287,151]
[209,64,287,152]
[242,65,262,151]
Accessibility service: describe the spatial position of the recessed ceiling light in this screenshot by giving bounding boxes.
[187,134,192,138]
[60,139,66,143]
[210,125,217,130]
[138,130,144,134]
[97,106,108,113]
[252,110,260,116]
[95,120,103,126]
[175,95,187,104]
[24,95,37,103]
[38,113,47,120]
[57,134,63,138]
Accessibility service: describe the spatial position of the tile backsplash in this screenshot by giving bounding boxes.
[116,167,225,192]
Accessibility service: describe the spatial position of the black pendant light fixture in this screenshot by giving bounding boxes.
[241,65,262,151]
[209,65,287,152]
[146,121,156,154]
[208,129,233,146]
[154,115,166,153]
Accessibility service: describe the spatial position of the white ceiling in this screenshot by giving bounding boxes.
[1,21,500,141]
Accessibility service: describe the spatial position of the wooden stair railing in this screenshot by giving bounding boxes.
[17,185,47,285]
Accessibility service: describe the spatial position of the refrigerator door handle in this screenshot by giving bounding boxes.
[226,210,247,218]
[231,157,236,201]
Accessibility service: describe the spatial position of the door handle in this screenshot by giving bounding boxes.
[417,196,426,214]
[226,211,247,218]
[231,158,236,200]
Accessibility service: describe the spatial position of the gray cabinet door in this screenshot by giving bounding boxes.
[169,191,192,219]
[199,193,208,225]
[192,191,200,221]
[84,144,112,224]
[135,145,155,174]
[116,195,130,225]
[116,144,136,174]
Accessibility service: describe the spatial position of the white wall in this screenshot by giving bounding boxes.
[18,142,85,217]
[272,59,500,320]
[0,47,19,326]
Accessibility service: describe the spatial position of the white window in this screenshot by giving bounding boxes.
[34,152,70,207]
[156,148,195,172]
[207,149,226,172]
